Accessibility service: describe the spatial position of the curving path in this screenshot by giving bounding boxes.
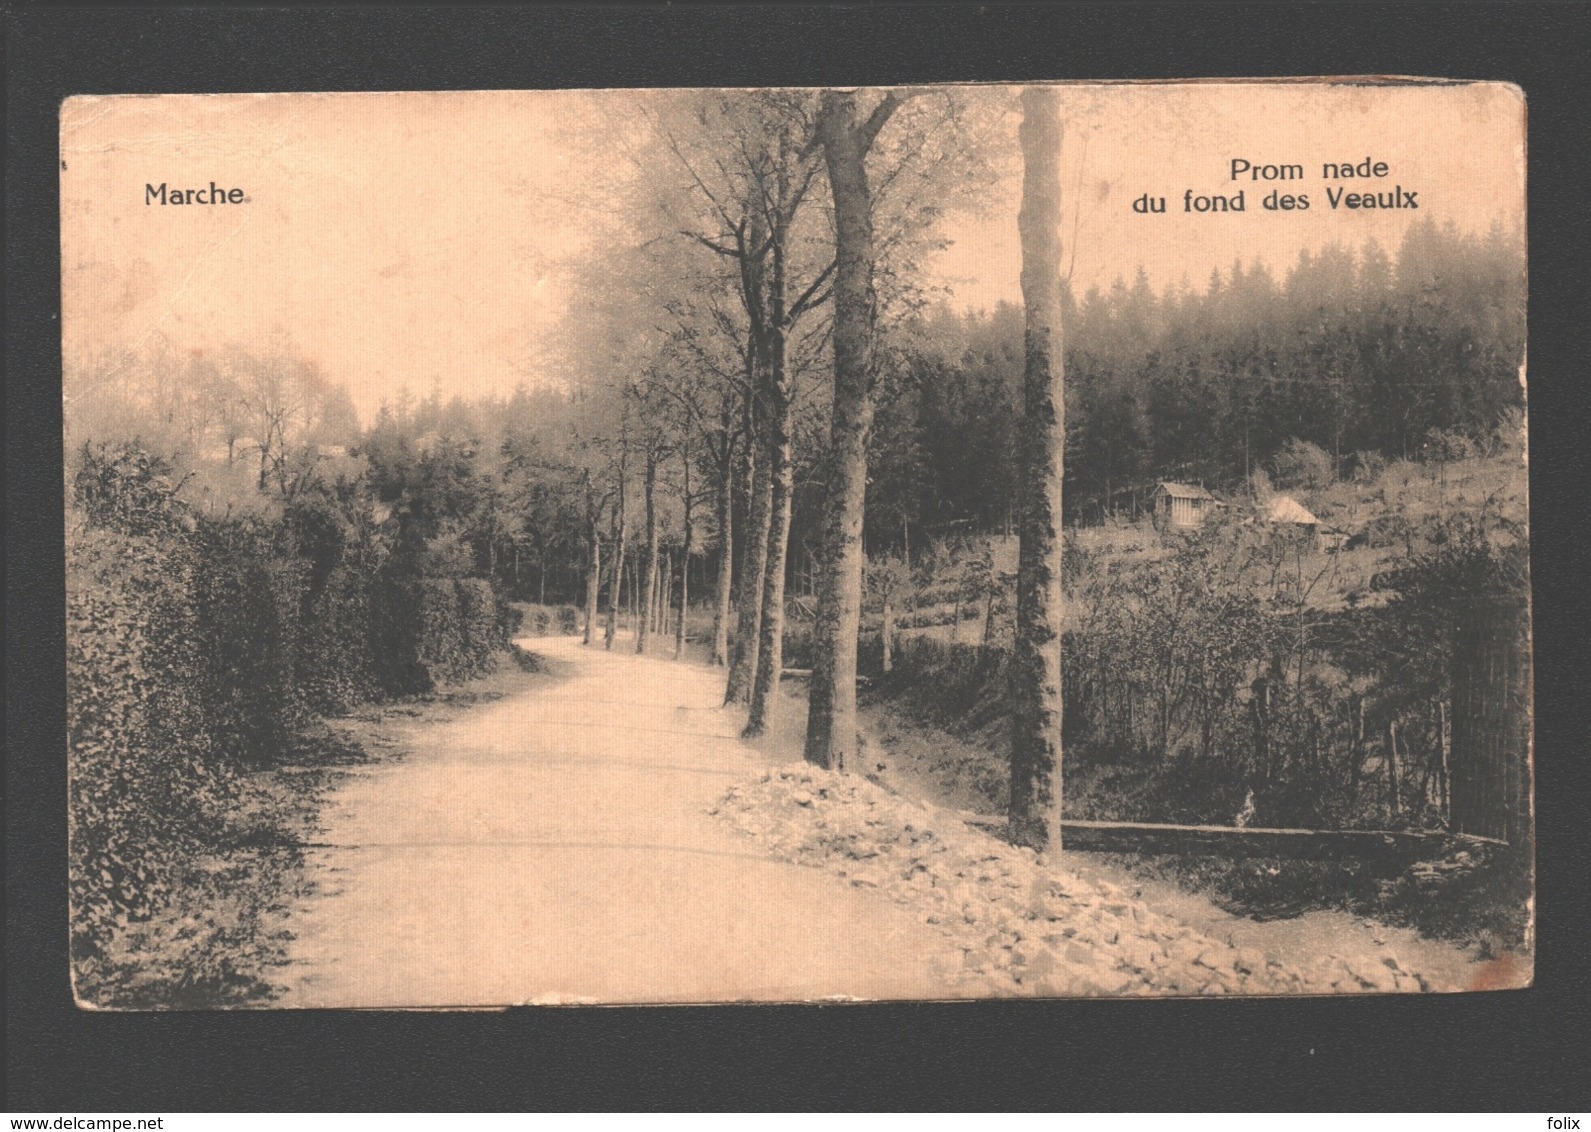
[279,636,964,1007]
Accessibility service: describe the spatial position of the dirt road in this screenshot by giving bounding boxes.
[280,636,965,1007]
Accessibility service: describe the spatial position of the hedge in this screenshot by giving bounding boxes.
[415,577,500,687]
[509,601,582,638]
[190,519,308,767]
[67,442,513,1003]
[67,526,247,1000]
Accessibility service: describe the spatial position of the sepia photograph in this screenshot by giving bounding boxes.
[60,79,1530,1009]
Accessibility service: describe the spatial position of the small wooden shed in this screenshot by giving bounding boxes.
[1152,481,1221,529]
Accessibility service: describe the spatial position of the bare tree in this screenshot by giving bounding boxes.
[635,409,665,655]
[744,117,836,737]
[675,432,694,660]
[604,413,630,651]
[724,363,771,702]
[795,84,1002,767]
[627,92,833,717]
[667,290,750,671]
[582,470,603,645]
[865,552,912,675]
[803,89,902,770]
[710,388,737,665]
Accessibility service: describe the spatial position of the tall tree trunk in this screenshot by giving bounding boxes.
[583,499,601,646]
[629,554,639,632]
[711,422,735,666]
[1438,698,1452,824]
[725,202,772,698]
[637,447,659,654]
[804,90,896,771]
[725,405,771,704]
[606,527,626,649]
[677,450,692,661]
[1387,718,1403,817]
[746,264,795,737]
[650,551,661,635]
[658,550,670,638]
[1008,85,1066,852]
[650,554,660,636]
[881,592,894,674]
[605,452,628,651]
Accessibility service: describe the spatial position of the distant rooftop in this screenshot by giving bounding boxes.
[1156,481,1218,501]
[1265,495,1321,526]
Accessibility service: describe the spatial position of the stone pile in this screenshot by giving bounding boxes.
[713,766,1437,997]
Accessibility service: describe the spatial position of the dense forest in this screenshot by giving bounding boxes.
[880,218,1525,537]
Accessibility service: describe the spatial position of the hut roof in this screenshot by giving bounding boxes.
[1265,495,1320,526]
[1156,481,1218,501]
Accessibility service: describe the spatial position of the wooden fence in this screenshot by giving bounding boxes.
[1449,593,1532,844]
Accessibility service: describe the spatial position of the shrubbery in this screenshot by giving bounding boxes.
[287,491,384,712]
[877,637,1011,731]
[68,524,248,999]
[1269,437,1335,491]
[415,578,500,686]
[190,519,309,767]
[509,601,583,638]
[868,497,1529,836]
[66,441,511,1005]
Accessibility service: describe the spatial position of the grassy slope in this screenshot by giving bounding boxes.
[852,452,1531,950]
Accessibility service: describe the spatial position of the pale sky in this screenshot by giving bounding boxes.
[61,82,1523,422]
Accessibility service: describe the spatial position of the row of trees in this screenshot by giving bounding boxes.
[524,87,1006,781]
[67,341,362,506]
[528,87,1071,845]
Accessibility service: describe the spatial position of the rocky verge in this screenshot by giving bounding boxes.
[714,766,1450,997]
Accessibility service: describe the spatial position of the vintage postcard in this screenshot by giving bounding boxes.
[62,80,1530,1008]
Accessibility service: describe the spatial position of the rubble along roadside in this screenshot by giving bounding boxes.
[712,766,1447,997]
